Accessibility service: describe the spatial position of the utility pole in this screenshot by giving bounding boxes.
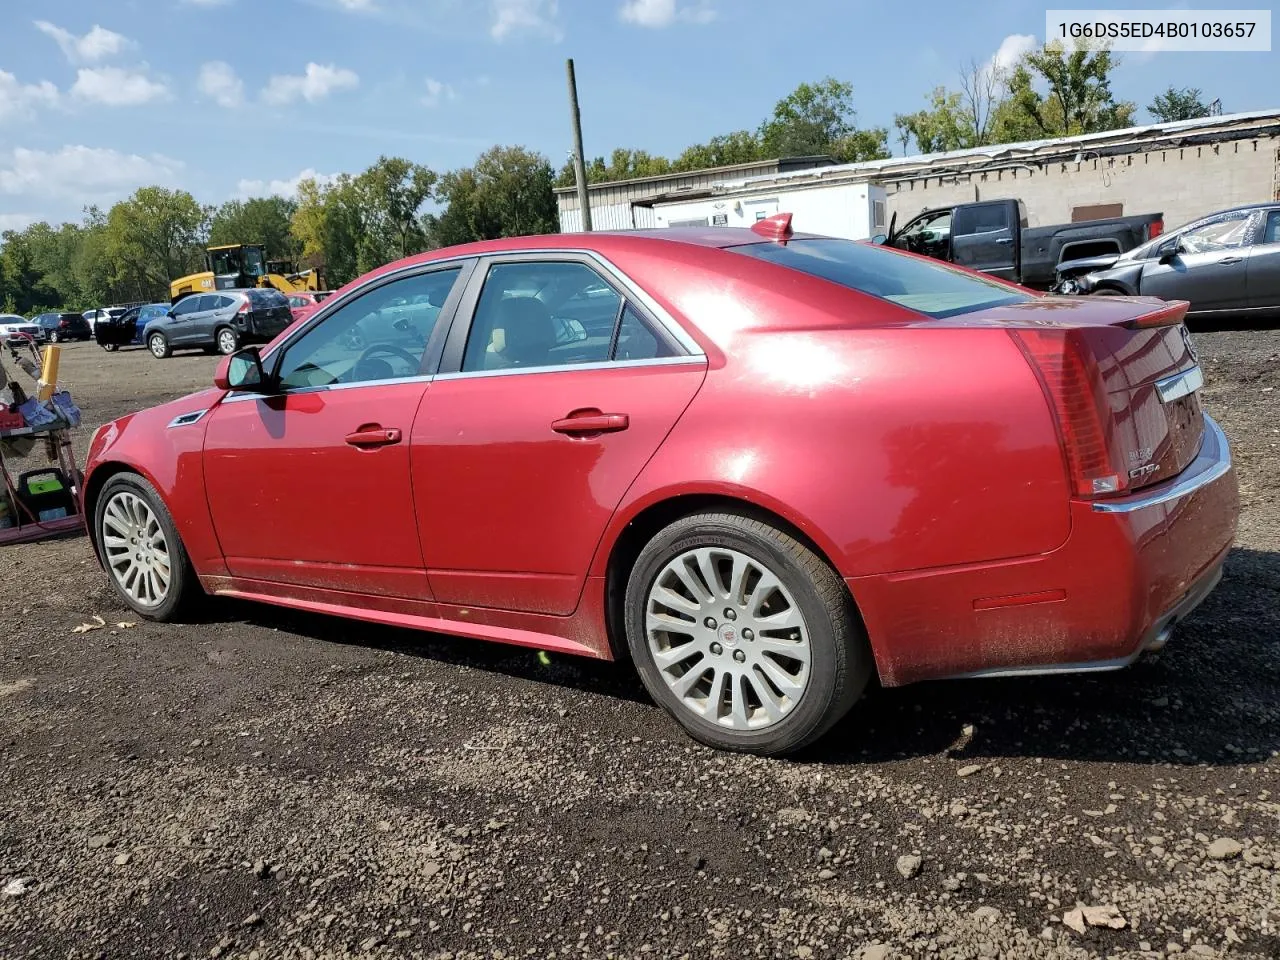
[566,58,592,232]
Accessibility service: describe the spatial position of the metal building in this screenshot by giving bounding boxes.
[555,156,836,232]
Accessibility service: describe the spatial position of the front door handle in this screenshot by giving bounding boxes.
[1217,256,1244,265]
[994,237,1013,244]
[345,425,402,448]
[551,411,629,436]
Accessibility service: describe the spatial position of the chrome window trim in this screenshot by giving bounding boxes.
[166,409,209,428]
[1092,414,1231,514]
[221,373,435,404]
[258,247,705,368]
[434,354,705,382]
[1154,365,1204,404]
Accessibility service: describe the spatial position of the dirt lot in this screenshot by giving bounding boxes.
[1,332,1277,960]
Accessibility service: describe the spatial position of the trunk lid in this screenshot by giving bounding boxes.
[987,295,1204,498]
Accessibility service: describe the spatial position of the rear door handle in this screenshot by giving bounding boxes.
[994,237,1012,245]
[1217,256,1244,265]
[345,426,402,448]
[551,412,629,436]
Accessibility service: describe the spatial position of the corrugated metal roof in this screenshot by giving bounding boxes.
[725,109,1280,192]
[551,155,834,196]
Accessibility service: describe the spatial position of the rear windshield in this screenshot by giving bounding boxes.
[730,238,1032,319]
[247,289,288,306]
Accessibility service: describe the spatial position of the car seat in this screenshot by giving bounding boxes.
[483,297,558,370]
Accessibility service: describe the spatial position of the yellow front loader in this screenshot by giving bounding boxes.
[170,245,326,302]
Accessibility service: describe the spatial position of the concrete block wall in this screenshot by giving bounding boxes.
[885,137,1279,232]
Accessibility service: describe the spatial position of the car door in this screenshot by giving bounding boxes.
[1245,209,1280,312]
[412,255,706,616]
[167,296,206,344]
[202,261,472,599]
[951,202,1018,280]
[1139,209,1255,312]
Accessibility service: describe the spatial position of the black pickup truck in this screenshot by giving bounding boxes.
[876,199,1164,290]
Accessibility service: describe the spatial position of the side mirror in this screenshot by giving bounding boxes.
[1157,238,1181,264]
[871,234,887,245]
[214,347,266,392]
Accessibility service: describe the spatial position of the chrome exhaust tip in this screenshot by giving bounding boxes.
[1146,622,1176,653]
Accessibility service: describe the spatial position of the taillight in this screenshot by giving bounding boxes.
[237,300,251,316]
[1009,329,1124,498]
[1148,218,1164,240]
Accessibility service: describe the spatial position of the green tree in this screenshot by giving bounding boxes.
[428,145,558,248]
[759,77,857,156]
[1001,41,1135,138]
[353,156,437,264]
[103,187,208,300]
[209,196,300,261]
[556,147,674,187]
[896,88,970,154]
[673,130,764,170]
[1147,86,1212,122]
[0,230,52,314]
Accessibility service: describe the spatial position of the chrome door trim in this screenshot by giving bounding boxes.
[432,354,706,382]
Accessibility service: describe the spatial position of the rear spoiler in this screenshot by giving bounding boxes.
[1127,299,1189,329]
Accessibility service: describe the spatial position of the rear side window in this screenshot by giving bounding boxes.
[953,203,1011,236]
[730,238,1031,319]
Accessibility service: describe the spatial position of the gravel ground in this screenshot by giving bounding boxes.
[1,331,1277,960]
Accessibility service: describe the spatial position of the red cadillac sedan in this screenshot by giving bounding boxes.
[82,218,1238,755]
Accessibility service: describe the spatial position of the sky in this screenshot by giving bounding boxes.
[0,0,1276,230]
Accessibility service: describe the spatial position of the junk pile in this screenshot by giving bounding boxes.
[0,335,85,545]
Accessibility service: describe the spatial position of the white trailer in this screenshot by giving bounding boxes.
[649,179,888,241]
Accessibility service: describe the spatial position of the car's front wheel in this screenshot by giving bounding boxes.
[625,512,872,756]
[94,474,199,621]
[149,333,171,359]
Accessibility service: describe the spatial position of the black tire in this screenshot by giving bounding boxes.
[624,512,872,756]
[1093,287,1124,296]
[49,331,60,343]
[149,332,171,359]
[215,327,239,355]
[93,473,201,622]
[103,343,119,352]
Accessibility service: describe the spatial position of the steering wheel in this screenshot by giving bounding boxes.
[353,343,420,377]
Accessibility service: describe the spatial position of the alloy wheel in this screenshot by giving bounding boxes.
[217,329,237,355]
[150,335,166,358]
[100,491,171,608]
[645,547,812,730]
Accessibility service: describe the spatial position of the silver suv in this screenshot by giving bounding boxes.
[143,289,294,359]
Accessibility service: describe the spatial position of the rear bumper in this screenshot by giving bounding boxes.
[850,413,1239,686]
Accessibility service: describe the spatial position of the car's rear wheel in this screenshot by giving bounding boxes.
[625,512,871,756]
[48,331,60,343]
[215,327,239,355]
[94,474,199,622]
[149,333,171,359]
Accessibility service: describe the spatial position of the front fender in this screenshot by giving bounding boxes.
[83,390,228,576]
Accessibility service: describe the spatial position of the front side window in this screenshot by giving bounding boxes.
[172,298,203,318]
[242,247,265,278]
[1179,211,1253,253]
[210,249,241,277]
[731,237,1032,319]
[276,267,462,389]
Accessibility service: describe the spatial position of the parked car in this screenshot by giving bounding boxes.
[33,312,92,343]
[81,217,1238,756]
[96,303,169,352]
[286,290,335,325]
[143,289,294,359]
[82,307,128,332]
[878,199,1165,289]
[0,314,43,342]
[1053,202,1280,318]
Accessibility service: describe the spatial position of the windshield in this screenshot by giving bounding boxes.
[243,247,266,278]
[730,237,1032,319]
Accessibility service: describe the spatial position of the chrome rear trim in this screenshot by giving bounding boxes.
[1155,365,1204,403]
[1092,414,1230,514]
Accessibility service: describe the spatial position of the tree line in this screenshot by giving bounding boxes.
[0,40,1217,315]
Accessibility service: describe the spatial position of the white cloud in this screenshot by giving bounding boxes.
[0,146,183,202]
[619,0,714,27]
[422,77,456,107]
[198,61,244,108]
[491,0,562,41]
[0,69,60,123]
[71,67,170,106]
[34,21,131,63]
[236,168,341,200]
[989,33,1038,80]
[0,213,39,232]
[262,63,359,106]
